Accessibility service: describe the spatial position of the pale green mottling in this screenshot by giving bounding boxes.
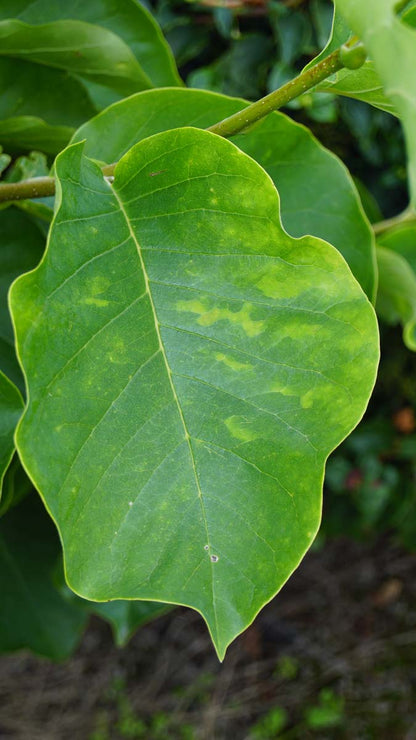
[215,352,253,372]
[257,269,311,298]
[270,381,300,398]
[225,415,259,442]
[84,297,109,307]
[176,299,265,337]
[300,390,314,409]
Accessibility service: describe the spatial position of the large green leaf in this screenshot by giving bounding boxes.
[71,87,376,300]
[0,0,180,153]
[0,0,180,88]
[337,0,416,206]
[306,4,396,115]
[0,20,153,96]
[0,495,87,659]
[0,117,72,156]
[11,132,379,658]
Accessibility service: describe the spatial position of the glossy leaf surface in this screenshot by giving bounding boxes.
[0,0,180,152]
[0,20,153,96]
[71,87,376,300]
[12,131,379,657]
[0,496,87,659]
[0,0,180,88]
[337,0,416,205]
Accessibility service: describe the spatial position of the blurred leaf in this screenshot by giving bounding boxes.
[376,245,416,350]
[0,495,88,659]
[0,373,23,502]
[337,0,416,206]
[305,4,397,116]
[378,222,416,272]
[0,207,46,389]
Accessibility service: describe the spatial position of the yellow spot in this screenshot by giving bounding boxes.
[270,381,299,398]
[225,415,258,443]
[215,352,253,372]
[176,299,265,337]
[301,390,314,409]
[257,270,308,300]
[84,297,109,307]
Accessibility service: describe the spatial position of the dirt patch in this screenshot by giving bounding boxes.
[1,536,416,739]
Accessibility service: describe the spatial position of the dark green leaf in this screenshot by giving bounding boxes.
[0,207,45,389]
[0,495,87,659]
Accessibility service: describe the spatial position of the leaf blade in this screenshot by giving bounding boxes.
[11,132,379,658]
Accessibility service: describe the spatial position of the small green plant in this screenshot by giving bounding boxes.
[1,0,416,660]
[304,688,345,730]
[250,706,288,739]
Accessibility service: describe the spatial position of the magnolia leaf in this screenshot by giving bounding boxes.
[0,496,87,659]
[0,1,181,152]
[91,601,171,646]
[11,132,379,658]
[376,245,416,350]
[304,4,396,116]
[71,87,376,300]
[0,0,181,88]
[0,19,152,96]
[336,0,416,206]
[0,116,73,156]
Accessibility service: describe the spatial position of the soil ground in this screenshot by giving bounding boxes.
[1,536,416,740]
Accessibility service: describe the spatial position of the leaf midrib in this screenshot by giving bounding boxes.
[111,181,220,643]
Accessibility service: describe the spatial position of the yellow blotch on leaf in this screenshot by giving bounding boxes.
[176,299,265,337]
[225,415,258,443]
[215,352,253,372]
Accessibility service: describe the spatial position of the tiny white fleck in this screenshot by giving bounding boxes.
[210,554,219,563]
[114,531,118,535]
[204,544,209,551]
[129,501,133,507]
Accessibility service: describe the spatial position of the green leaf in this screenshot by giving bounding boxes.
[0,0,181,88]
[0,454,33,518]
[0,207,45,389]
[71,87,376,300]
[336,0,416,206]
[0,495,87,659]
[378,222,416,272]
[0,0,180,153]
[11,133,379,658]
[304,4,396,115]
[376,245,416,350]
[91,601,171,645]
[0,372,23,499]
[0,19,153,96]
[0,57,96,128]
[0,117,73,156]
